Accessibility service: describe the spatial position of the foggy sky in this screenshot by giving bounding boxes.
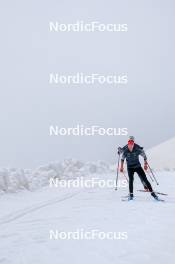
[0,0,175,168]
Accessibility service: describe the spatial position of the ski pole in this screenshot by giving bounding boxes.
[122,171,129,183]
[147,163,159,185]
[146,170,154,182]
[115,152,120,190]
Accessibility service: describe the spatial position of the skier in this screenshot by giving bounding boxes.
[119,136,159,201]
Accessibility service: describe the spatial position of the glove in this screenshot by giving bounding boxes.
[120,166,124,173]
[144,161,148,171]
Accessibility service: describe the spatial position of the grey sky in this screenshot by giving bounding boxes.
[0,0,175,168]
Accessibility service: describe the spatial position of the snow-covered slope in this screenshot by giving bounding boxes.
[146,137,175,170]
[0,171,175,264]
[0,157,175,263]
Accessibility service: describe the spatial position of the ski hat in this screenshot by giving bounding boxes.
[128,136,135,145]
[129,136,135,141]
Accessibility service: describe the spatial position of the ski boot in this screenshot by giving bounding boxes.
[128,193,134,201]
[151,192,159,200]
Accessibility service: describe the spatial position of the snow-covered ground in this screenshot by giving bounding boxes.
[0,166,175,264]
[147,137,175,170]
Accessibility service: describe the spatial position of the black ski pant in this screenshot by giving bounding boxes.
[127,166,153,194]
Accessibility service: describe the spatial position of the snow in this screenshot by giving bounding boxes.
[0,159,113,194]
[146,137,175,170]
[0,165,175,264]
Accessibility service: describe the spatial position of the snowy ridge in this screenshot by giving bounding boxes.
[0,159,114,194]
[147,137,175,171]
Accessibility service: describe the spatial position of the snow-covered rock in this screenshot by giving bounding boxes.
[0,159,114,194]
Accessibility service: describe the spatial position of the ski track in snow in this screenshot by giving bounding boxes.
[0,172,175,264]
[0,192,80,225]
